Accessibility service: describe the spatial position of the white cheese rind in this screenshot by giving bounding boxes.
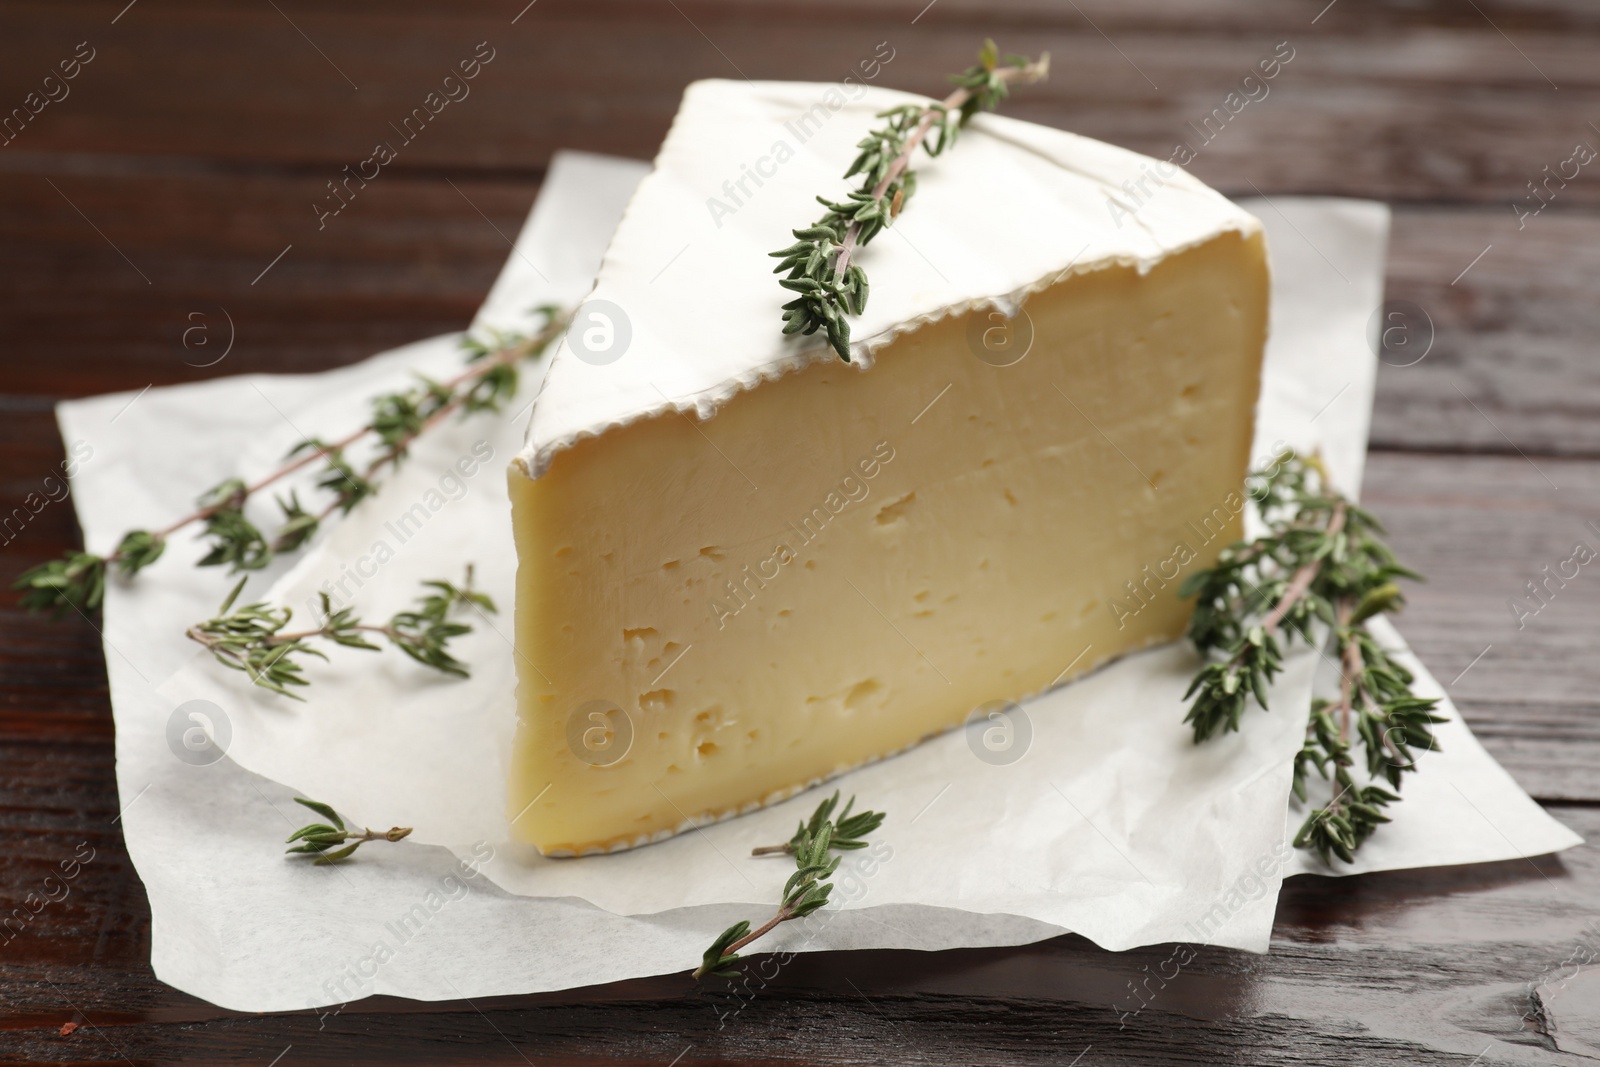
[507,80,1268,854]
[517,79,1261,477]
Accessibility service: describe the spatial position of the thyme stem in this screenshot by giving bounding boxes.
[723,907,792,957]
[771,40,1048,361]
[1335,598,1359,739]
[1184,449,1446,864]
[828,58,1046,287]
[186,568,496,699]
[1262,501,1347,633]
[134,428,371,552]
[15,308,569,617]
[695,791,884,981]
[118,321,559,563]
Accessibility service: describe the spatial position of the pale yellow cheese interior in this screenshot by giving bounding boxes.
[509,230,1268,854]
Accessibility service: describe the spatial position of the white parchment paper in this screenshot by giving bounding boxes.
[57,153,1578,1011]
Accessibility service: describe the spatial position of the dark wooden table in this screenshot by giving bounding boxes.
[3,1,1597,1063]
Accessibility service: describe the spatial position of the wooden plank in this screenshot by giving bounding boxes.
[1364,451,1600,803]
[1378,207,1600,457]
[0,168,536,396]
[0,719,1588,1067]
[1,1,1598,205]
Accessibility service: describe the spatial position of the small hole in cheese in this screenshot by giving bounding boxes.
[844,679,882,710]
[639,689,675,712]
[876,492,916,525]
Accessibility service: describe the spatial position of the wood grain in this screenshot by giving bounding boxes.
[0,718,1590,1067]
[0,0,1596,204]
[1,0,1595,1063]
[1365,452,1600,803]
[4,165,1599,455]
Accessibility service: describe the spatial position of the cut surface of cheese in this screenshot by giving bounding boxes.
[508,80,1267,854]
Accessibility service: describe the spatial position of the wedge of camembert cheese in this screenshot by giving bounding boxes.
[508,80,1268,854]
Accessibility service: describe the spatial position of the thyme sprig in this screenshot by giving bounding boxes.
[285,797,411,865]
[771,39,1049,361]
[13,307,569,616]
[186,566,495,699]
[749,790,885,857]
[695,791,883,981]
[1182,450,1446,864]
